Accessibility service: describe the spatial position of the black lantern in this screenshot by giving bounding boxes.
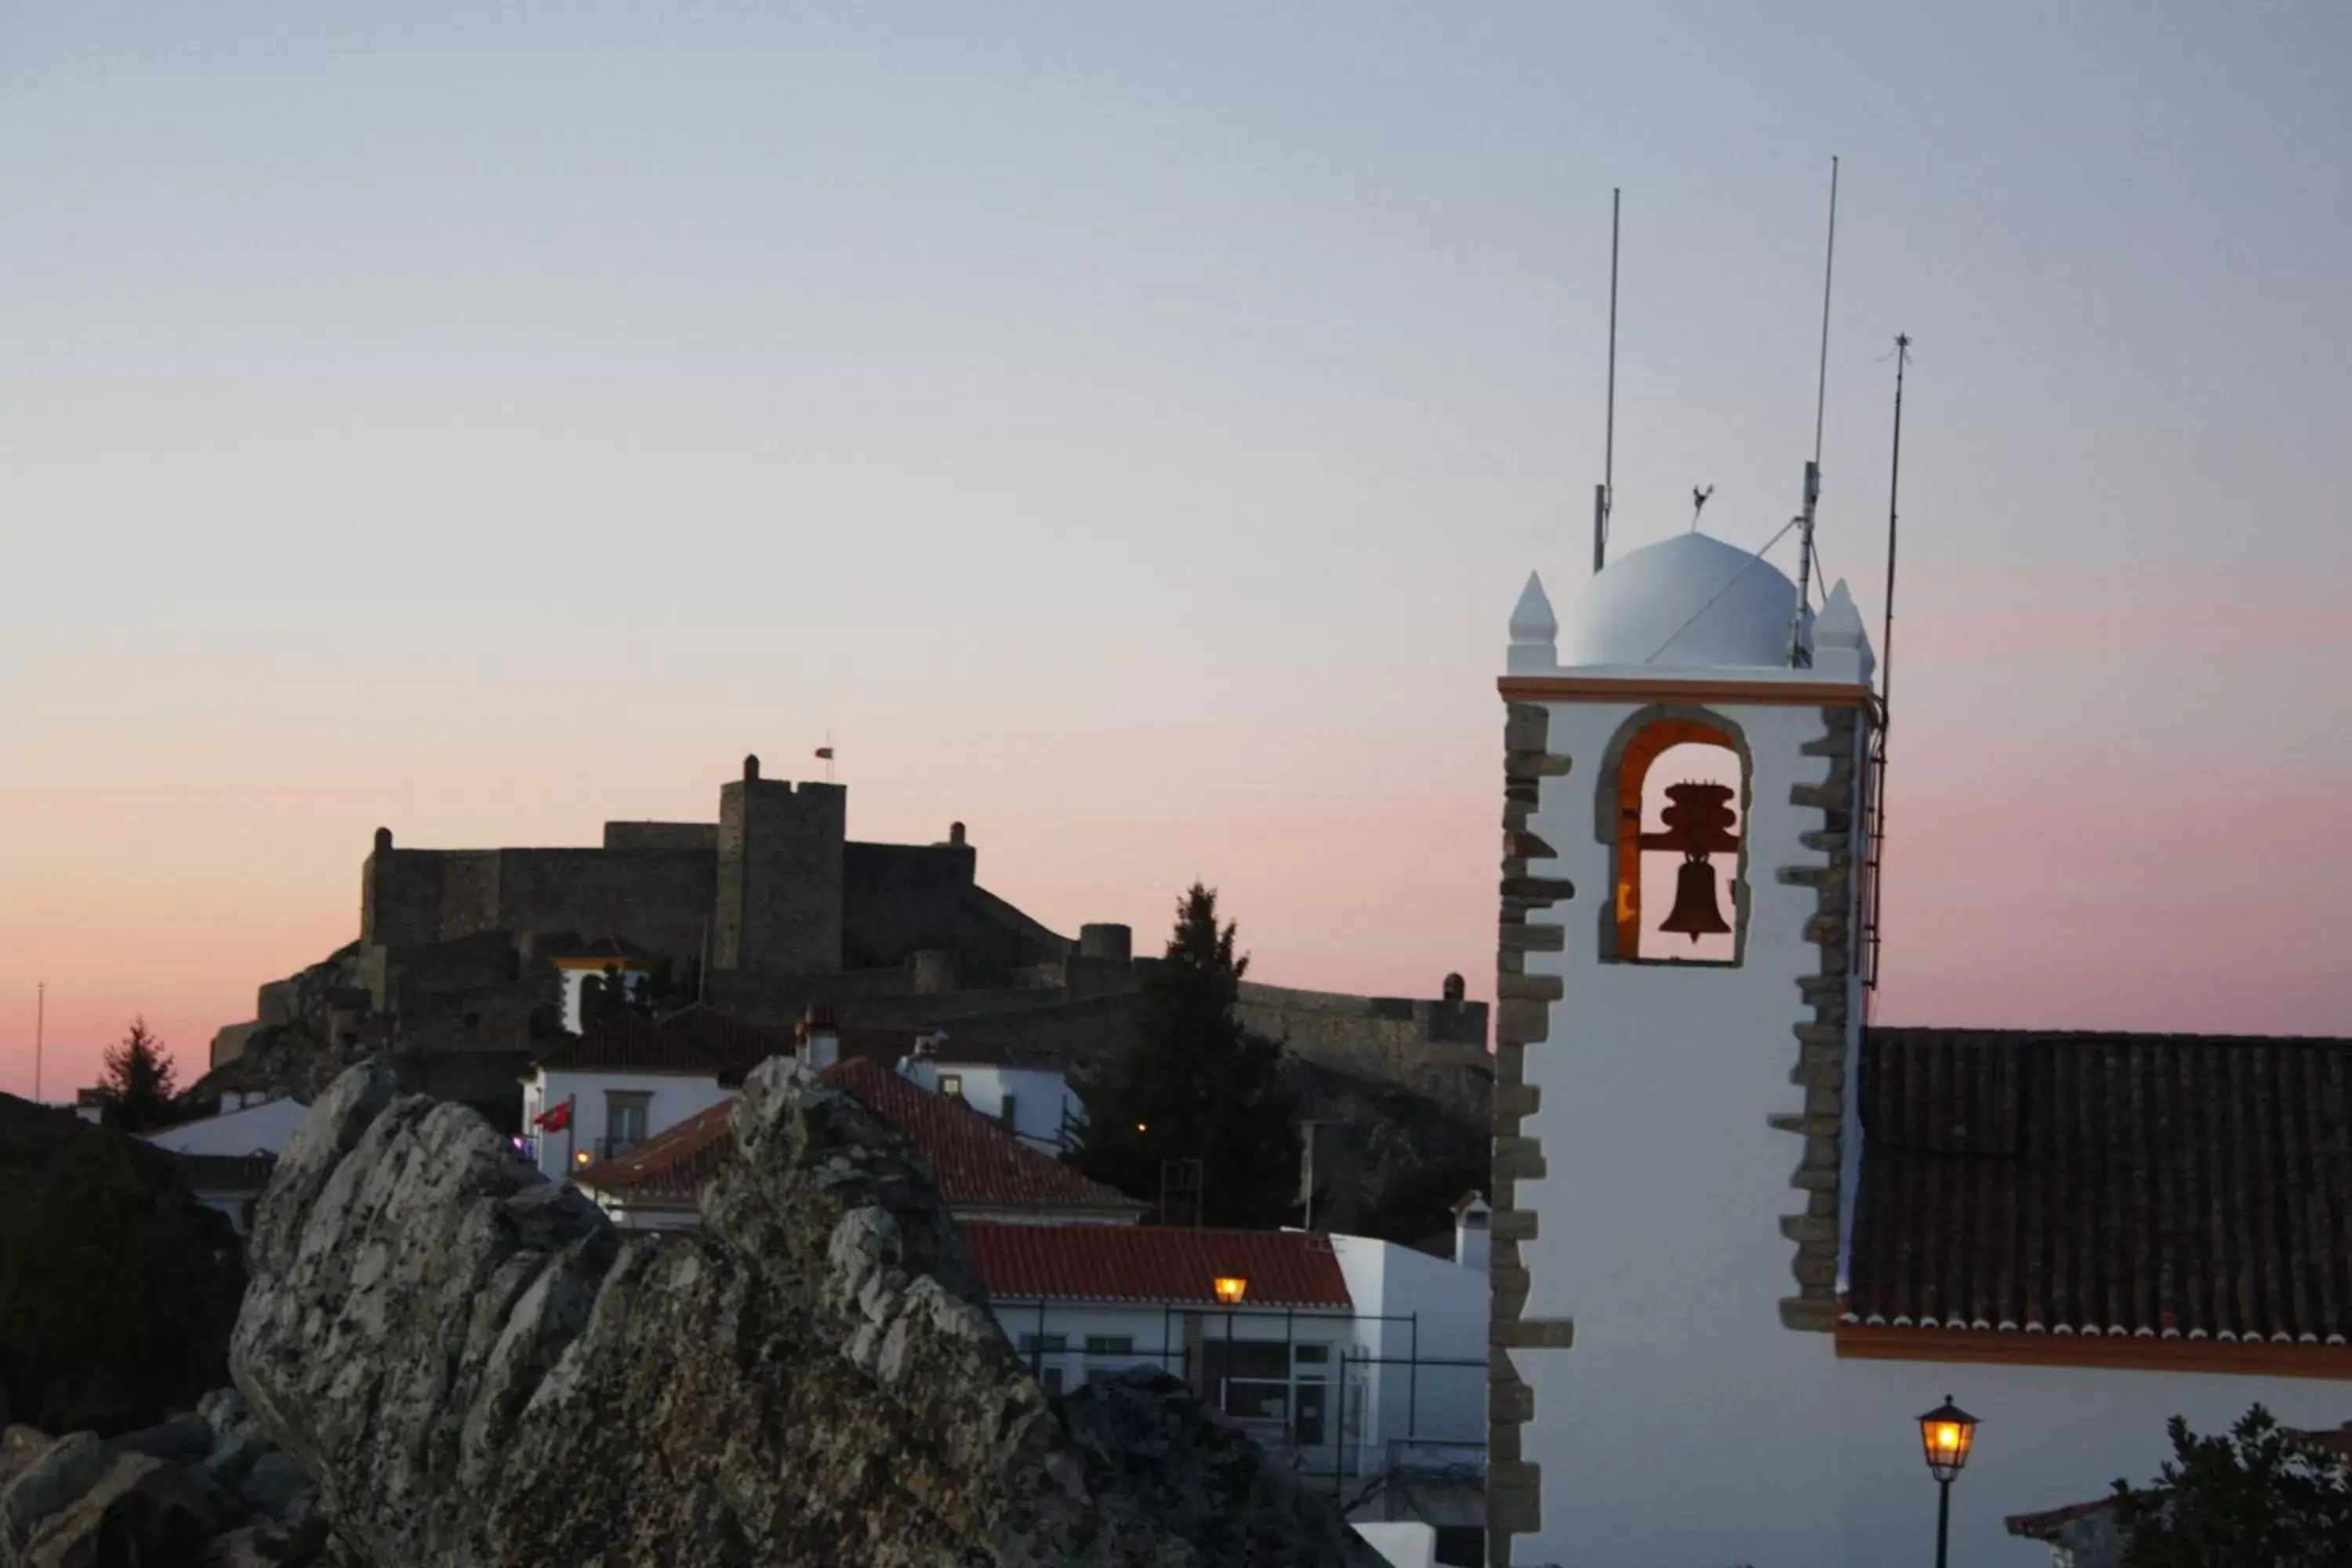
[1918,1397,1977,1483]
[1918,1396,1979,1568]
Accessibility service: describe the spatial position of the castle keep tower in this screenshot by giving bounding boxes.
[1489,533,1875,1566]
[715,754,846,975]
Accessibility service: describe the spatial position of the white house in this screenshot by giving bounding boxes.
[519,1007,793,1180]
[141,1091,309,1158]
[1490,531,2352,1566]
[891,1033,1085,1155]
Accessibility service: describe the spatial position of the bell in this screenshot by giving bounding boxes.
[1658,857,1730,942]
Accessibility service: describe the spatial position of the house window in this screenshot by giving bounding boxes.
[1598,709,1749,965]
[1294,1343,1329,1364]
[938,1073,964,1099]
[1000,1094,1018,1128]
[605,1091,651,1154]
[1204,1340,1292,1424]
[1084,1335,1133,1356]
[1041,1367,1065,1396]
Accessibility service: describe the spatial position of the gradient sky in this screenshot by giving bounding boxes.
[3,4,2348,1099]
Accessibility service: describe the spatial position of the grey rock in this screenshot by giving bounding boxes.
[0,1432,108,1561]
[236,1454,311,1521]
[107,1413,217,1468]
[19,1451,219,1568]
[201,1430,272,1491]
[196,1390,249,1439]
[232,1058,1380,1568]
[0,1428,52,1494]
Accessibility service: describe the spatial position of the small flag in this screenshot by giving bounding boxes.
[534,1101,572,1132]
[814,746,834,760]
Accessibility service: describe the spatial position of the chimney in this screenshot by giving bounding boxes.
[797,1005,840,1072]
[1454,1192,1492,1273]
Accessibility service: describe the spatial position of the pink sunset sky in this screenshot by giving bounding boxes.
[2,6,2347,1098]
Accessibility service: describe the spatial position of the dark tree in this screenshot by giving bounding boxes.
[1072,884,1301,1229]
[97,1017,178,1134]
[2112,1404,2352,1566]
[0,1121,244,1435]
[579,965,654,1032]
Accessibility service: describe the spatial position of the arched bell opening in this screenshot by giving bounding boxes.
[1595,708,1751,966]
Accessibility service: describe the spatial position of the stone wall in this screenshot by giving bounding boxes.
[841,840,978,969]
[1487,700,1573,1568]
[361,838,714,964]
[715,764,845,975]
[1766,702,1868,1332]
[601,821,718,851]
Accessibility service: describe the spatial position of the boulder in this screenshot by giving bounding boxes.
[19,1451,219,1568]
[195,1391,249,1440]
[234,1454,310,1522]
[233,1058,1380,1567]
[0,1432,108,1561]
[107,1414,217,1468]
[201,1431,271,1492]
[0,1428,52,1493]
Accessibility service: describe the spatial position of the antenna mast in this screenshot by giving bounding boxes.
[1863,332,1911,1011]
[1593,187,1621,575]
[33,981,43,1105]
[1788,155,1839,666]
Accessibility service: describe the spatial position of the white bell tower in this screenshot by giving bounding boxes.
[1487,532,1876,1567]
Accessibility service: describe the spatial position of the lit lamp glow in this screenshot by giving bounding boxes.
[574,1150,592,1167]
[1212,1276,1248,1306]
[1918,1398,1976,1483]
[1917,1396,1979,1568]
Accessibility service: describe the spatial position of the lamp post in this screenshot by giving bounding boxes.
[1213,1275,1247,1417]
[1917,1396,1979,1568]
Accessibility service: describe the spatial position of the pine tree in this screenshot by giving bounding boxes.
[1073,884,1302,1229]
[97,1018,179,1133]
[2112,1405,2352,1566]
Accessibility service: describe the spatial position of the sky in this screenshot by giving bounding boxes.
[2,4,2347,1098]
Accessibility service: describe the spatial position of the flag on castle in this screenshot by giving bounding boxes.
[534,1098,572,1133]
[814,746,834,760]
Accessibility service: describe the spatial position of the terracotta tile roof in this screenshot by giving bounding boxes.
[963,1222,1352,1308]
[579,1058,1142,1220]
[1849,1029,2352,1342]
[819,1058,1142,1217]
[530,1007,796,1081]
[659,1006,799,1085]
[575,1101,732,1205]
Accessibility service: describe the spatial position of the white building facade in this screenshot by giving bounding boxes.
[1491,534,2352,1566]
[141,1091,309,1157]
[898,1054,1085,1154]
[521,1062,733,1180]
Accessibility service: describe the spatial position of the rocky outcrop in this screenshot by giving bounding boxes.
[0,1390,331,1568]
[233,1058,1379,1567]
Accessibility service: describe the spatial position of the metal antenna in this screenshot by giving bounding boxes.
[33,981,43,1105]
[1593,187,1621,575]
[1880,335,1910,721]
[1863,332,1912,1014]
[1788,156,1840,666]
[1689,485,1713,534]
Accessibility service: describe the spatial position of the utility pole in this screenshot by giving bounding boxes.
[33,981,44,1104]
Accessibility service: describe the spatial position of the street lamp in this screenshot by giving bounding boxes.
[1212,1276,1247,1419]
[1917,1396,1978,1568]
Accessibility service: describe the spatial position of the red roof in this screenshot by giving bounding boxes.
[963,1222,1353,1309]
[579,1058,1142,1221]
[530,1007,797,1081]
[575,1101,733,1204]
[819,1058,1142,1217]
[533,1013,728,1076]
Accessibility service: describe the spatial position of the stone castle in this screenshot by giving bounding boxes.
[206,755,1490,1234]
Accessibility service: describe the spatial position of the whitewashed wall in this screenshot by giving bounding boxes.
[900,1061,1083,1152]
[1329,1235,1488,1465]
[521,1067,729,1180]
[142,1095,309,1156]
[1508,687,2352,1565]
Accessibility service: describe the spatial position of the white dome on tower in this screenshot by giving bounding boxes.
[1557,532,1802,670]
